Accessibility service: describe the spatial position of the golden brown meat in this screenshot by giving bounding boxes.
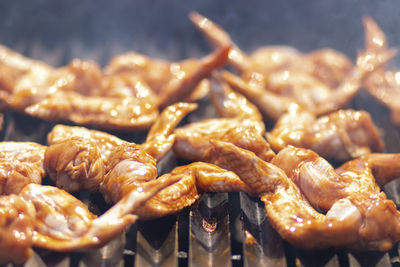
[26,91,159,131]
[266,104,384,162]
[362,16,400,125]
[0,175,179,265]
[208,140,400,251]
[190,12,394,120]
[134,162,253,219]
[0,45,57,110]
[105,46,230,108]
[221,47,393,120]
[26,45,229,130]
[45,102,196,194]
[100,142,158,203]
[44,137,105,193]
[0,45,160,130]
[0,142,47,195]
[141,102,198,161]
[0,194,36,264]
[173,78,275,162]
[190,12,353,85]
[45,125,252,221]
[0,43,227,130]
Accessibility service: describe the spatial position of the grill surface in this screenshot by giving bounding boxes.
[2,1,400,266]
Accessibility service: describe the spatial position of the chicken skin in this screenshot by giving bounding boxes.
[362,16,400,125]
[0,142,46,195]
[173,78,275,162]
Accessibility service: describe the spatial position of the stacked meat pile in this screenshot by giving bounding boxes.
[0,12,400,264]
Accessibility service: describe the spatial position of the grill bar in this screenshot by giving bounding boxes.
[189,193,232,267]
[291,248,340,267]
[348,251,392,267]
[79,233,125,267]
[135,220,177,267]
[239,192,287,267]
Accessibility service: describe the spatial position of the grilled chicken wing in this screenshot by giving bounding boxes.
[190,12,352,83]
[26,91,159,131]
[173,78,275,162]
[0,194,35,264]
[0,175,179,265]
[0,142,46,195]
[27,46,228,128]
[0,43,227,130]
[190,12,394,120]
[363,16,400,125]
[134,162,253,219]
[267,104,384,162]
[45,102,196,194]
[105,46,230,108]
[221,48,393,120]
[208,140,400,251]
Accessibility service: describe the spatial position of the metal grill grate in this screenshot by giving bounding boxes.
[1,91,400,267]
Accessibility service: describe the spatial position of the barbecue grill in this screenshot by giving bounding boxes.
[2,1,400,266]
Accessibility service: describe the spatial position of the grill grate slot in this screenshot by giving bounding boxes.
[239,192,287,267]
[189,193,231,267]
[135,218,178,267]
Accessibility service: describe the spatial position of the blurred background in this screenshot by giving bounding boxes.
[1,0,400,67]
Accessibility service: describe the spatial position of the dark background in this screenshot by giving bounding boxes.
[1,0,400,67]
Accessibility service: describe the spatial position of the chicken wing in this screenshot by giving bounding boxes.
[0,194,36,264]
[189,11,352,84]
[208,140,400,251]
[173,78,275,162]
[44,99,256,219]
[266,104,384,162]
[362,16,400,125]
[221,47,393,120]
[105,45,230,108]
[45,102,196,194]
[0,175,179,265]
[0,43,227,130]
[190,12,394,120]
[27,45,229,129]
